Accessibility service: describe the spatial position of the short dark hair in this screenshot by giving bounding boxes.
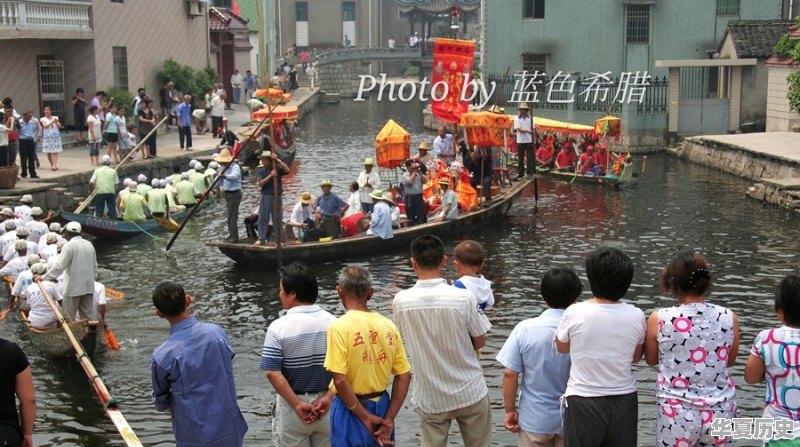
[659,250,712,297]
[76,88,84,94]
[411,235,444,270]
[152,282,187,317]
[585,247,634,301]
[350,181,359,191]
[279,262,318,304]
[541,267,582,309]
[776,274,800,327]
[138,88,146,94]
[454,240,485,267]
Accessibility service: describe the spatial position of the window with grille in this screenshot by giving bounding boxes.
[343,2,355,21]
[522,54,546,74]
[296,2,308,22]
[626,5,650,44]
[112,47,128,91]
[522,0,545,19]
[716,0,740,15]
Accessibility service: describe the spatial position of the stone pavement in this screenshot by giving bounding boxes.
[688,132,800,164]
[4,86,318,198]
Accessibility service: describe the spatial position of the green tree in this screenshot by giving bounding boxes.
[158,59,218,98]
[773,18,800,114]
[105,86,135,117]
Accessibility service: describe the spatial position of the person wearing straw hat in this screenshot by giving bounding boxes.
[42,221,96,322]
[15,195,33,222]
[255,151,290,246]
[214,147,243,243]
[366,189,393,239]
[313,180,348,239]
[513,102,535,179]
[413,142,433,167]
[288,191,316,241]
[434,178,458,222]
[89,155,119,220]
[357,157,381,214]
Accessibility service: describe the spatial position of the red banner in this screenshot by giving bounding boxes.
[431,38,475,124]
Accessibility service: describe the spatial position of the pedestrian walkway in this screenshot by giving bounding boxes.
[4,86,318,197]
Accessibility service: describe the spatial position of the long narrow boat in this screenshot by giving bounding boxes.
[18,311,98,358]
[535,161,636,189]
[208,178,533,267]
[57,208,190,239]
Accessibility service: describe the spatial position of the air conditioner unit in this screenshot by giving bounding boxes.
[185,0,204,17]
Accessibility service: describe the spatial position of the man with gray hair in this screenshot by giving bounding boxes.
[316,266,411,447]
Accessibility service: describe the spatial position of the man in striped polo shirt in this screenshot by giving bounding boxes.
[393,235,493,447]
[261,262,337,446]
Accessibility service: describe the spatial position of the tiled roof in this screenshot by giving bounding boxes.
[721,20,794,58]
[209,6,250,33]
[765,24,800,66]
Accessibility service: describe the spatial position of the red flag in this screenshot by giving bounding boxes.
[231,141,242,157]
[431,38,476,124]
[232,0,240,15]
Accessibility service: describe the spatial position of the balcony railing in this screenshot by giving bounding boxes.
[0,1,91,30]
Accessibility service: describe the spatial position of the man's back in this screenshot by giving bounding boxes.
[152,317,247,447]
[59,237,96,296]
[392,279,491,413]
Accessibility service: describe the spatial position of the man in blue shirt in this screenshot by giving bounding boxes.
[214,147,242,242]
[244,70,257,101]
[151,281,248,447]
[175,95,193,151]
[313,179,348,239]
[18,111,40,178]
[366,189,393,239]
[496,267,581,447]
[255,151,290,245]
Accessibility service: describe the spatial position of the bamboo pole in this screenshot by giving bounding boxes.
[35,279,142,447]
[75,115,170,214]
[269,109,284,267]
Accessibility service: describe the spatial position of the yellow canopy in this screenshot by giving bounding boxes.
[375,119,410,169]
[595,115,622,140]
[529,116,594,135]
[459,111,513,146]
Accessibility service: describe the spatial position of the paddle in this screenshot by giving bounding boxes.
[104,327,120,351]
[166,99,282,252]
[75,115,170,214]
[105,287,125,300]
[0,297,16,321]
[154,216,179,231]
[35,279,142,446]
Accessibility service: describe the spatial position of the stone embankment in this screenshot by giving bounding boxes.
[674,132,800,213]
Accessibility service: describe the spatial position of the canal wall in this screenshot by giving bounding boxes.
[674,132,800,214]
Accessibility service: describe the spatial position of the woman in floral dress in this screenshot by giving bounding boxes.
[39,106,63,171]
[644,251,740,447]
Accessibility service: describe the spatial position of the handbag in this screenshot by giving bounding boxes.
[7,130,18,142]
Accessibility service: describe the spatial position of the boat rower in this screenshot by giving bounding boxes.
[175,172,201,207]
[434,178,458,222]
[25,207,49,244]
[536,142,555,168]
[38,233,58,262]
[0,221,19,260]
[120,182,149,223]
[115,178,133,219]
[577,145,600,176]
[594,143,611,175]
[147,179,171,219]
[14,195,33,222]
[2,227,36,263]
[137,173,153,197]
[10,254,41,307]
[37,223,62,254]
[0,241,31,278]
[555,142,577,171]
[366,189,393,239]
[21,262,61,329]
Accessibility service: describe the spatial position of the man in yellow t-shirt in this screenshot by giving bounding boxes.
[318,266,411,447]
[175,172,200,206]
[120,182,149,223]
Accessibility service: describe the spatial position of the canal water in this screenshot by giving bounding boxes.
[1,98,797,446]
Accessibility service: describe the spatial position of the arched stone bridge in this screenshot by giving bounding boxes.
[314,47,434,96]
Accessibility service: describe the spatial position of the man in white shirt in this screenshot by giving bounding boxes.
[210,92,227,138]
[433,126,456,166]
[513,102,535,179]
[230,69,243,105]
[356,158,381,214]
[14,195,33,222]
[393,235,492,447]
[41,222,96,321]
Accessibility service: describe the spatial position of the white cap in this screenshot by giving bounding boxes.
[64,222,81,234]
[195,163,204,170]
[189,160,198,168]
[4,220,15,231]
[0,208,13,217]
[31,262,47,276]
[31,207,43,216]
[14,240,26,251]
[138,174,147,183]
[209,161,220,169]
[101,155,112,165]
[151,178,160,187]
[181,172,190,180]
[45,232,58,244]
[56,240,67,251]
[128,181,138,191]
[26,254,40,267]
[123,178,132,187]
[48,222,62,232]
[15,226,28,237]
[159,179,168,188]
[20,194,33,203]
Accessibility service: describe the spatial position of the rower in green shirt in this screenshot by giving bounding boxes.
[147,179,170,218]
[176,172,200,206]
[120,182,150,223]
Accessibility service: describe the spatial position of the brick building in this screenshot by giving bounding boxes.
[0,0,209,126]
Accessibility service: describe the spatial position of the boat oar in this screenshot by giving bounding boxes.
[75,115,170,214]
[105,288,125,300]
[104,327,120,351]
[0,297,16,320]
[154,216,180,231]
[166,100,282,252]
[35,279,142,446]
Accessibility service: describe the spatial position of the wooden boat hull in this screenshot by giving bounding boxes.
[536,163,636,187]
[208,178,533,267]
[18,311,98,358]
[57,209,190,239]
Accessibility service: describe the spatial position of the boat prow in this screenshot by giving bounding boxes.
[208,178,533,267]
